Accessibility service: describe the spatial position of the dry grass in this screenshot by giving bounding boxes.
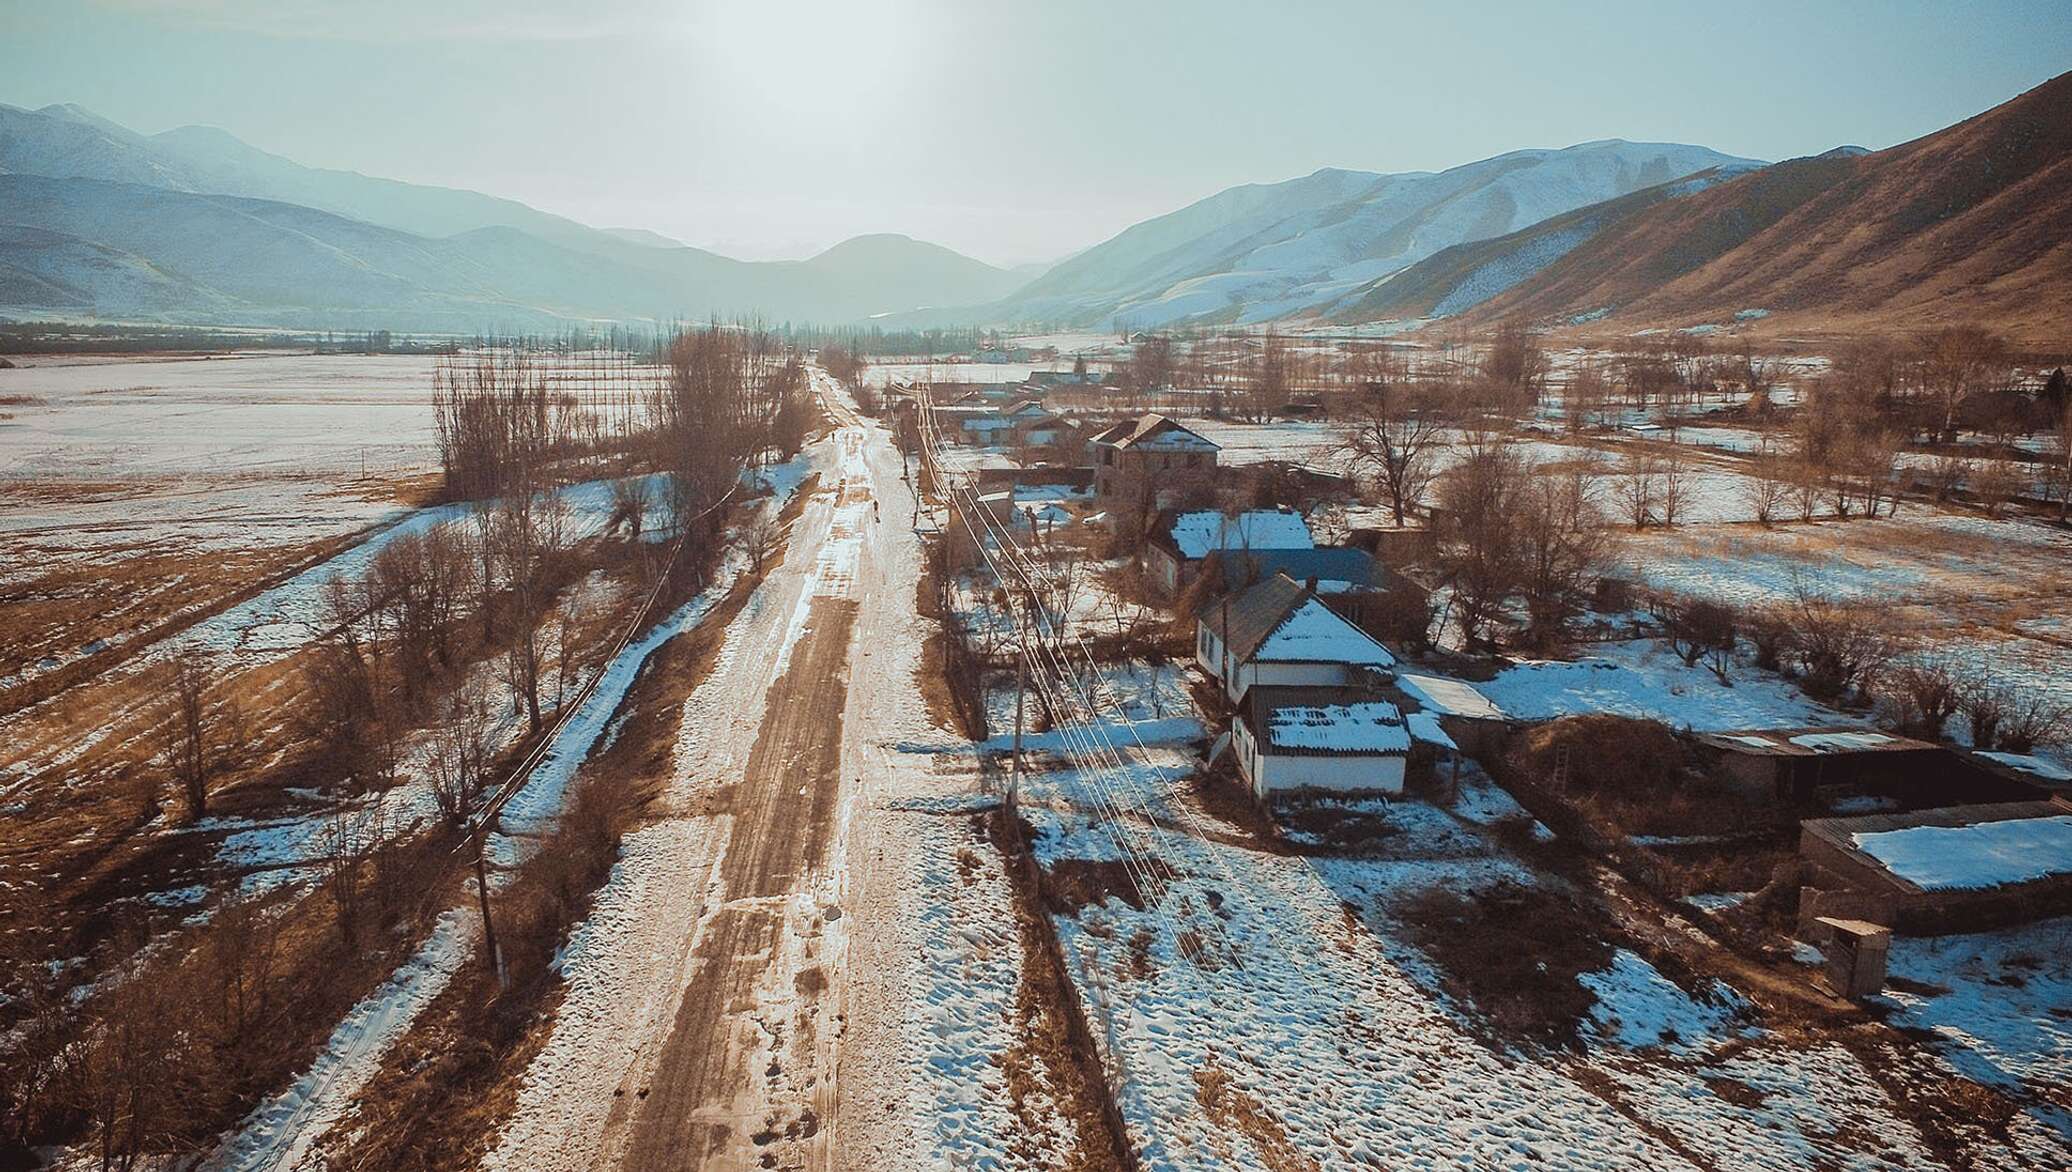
[1398,881,1619,1050]
[1192,1061,1319,1172]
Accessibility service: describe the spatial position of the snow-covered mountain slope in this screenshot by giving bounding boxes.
[1333,164,1762,322]
[993,140,1762,329]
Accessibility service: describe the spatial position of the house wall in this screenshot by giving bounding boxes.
[1232,661,1350,703]
[1196,624,1226,682]
[1148,545,1184,595]
[1233,721,1406,799]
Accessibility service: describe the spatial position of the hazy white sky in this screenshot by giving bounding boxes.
[3,0,2068,266]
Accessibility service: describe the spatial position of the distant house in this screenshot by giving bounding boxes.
[936,405,1018,444]
[1144,507,1315,594]
[1196,573,1396,704]
[1086,413,1220,512]
[1010,412,1080,449]
[1027,369,1106,390]
[1234,686,1410,801]
[1798,799,2072,933]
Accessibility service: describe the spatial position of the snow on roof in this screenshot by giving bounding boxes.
[1396,673,1505,721]
[1978,752,2072,783]
[1087,413,1218,451]
[1405,711,1457,750]
[1168,509,1314,560]
[1253,598,1396,666]
[1789,731,1895,752]
[1265,701,1410,754]
[1850,815,2072,892]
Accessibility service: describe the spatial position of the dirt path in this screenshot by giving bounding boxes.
[488,389,894,1172]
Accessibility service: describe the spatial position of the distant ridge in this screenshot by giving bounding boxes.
[0,103,1027,328]
[1422,71,2072,343]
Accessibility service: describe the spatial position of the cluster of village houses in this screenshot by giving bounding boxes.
[888,371,2072,990]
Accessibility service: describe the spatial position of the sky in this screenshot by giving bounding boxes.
[3,0,2068,267]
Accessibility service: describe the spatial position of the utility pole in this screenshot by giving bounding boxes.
[1011,597,1026,821]
[470,827,507,991]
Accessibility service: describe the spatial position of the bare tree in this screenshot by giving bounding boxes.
[1657,446,1689,527]
[742,511,784,573]
[1435,429,1528,650]
[1515,465,1606,650]
[1565,360,1609,433]
[1613,452,1661,530]
[1913,325,2011,445]
[1746,441,1790,526]
[1482,320,1547,410]
[1343,387,1447,526]
[159,647,221,821]
[427,683,494,829]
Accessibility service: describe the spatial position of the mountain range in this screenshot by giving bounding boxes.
[0,102,1028,330]
[3,74,2066,341]
[974,141,1764,330]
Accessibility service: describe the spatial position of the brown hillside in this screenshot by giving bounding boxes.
[1461,71,2072,345]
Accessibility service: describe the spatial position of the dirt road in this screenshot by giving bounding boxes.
[488,377,903,1172]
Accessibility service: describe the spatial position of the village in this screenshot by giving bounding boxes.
[854,326,2072,1167]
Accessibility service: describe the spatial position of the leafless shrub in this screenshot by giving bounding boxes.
[1664,600,1738,681]
[1786,590,1893,704]
[1880,660,1960,740]
[1959,675,2072,754]
[1969,458,2024,518]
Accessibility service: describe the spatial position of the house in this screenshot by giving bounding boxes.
[1233,686,1410,801]
[1692,727,2027,810]
[1201,546,1380,598]
[1196,573,1396,705]
[935,405,1018,444]
[1797,799,2072,933]
[1010,412,1080,449]
[1144,507,1315,594]
[1085,413,1219,510]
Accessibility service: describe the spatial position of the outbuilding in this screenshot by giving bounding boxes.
[1234,687,1410,801]
[1797,799,2072,933]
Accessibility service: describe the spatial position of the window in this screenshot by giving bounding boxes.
[1186,453,1201,469]
[1162,455,1172,469]
[1103,449,1115,466]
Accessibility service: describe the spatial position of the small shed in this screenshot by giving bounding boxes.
[1692,727,1995,809]
[1395,672,1510,760]
[1797,800,2072,934]
[1234,687,1410,801]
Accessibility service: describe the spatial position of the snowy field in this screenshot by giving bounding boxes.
[1010,741,2067,1170]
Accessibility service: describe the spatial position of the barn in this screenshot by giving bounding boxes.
[1797,799,2072,933]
